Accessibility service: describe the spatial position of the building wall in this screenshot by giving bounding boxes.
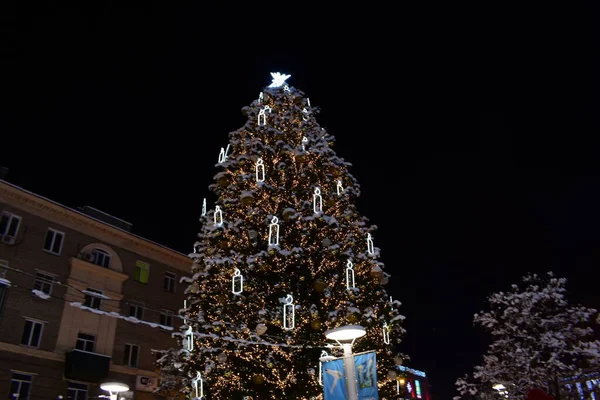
[0,180,191,400]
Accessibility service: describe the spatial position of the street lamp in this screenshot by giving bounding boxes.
[324,324,366,400]
[100,382,129,400]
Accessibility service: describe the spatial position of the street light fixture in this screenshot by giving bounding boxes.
[100,382,129,400]
[324,325,366,400]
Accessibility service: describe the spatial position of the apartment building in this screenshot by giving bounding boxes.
[0,178,192,400]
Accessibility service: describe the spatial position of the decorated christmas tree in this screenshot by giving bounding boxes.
[157,73,407,400]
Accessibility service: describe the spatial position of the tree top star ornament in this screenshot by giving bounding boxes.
[268,72,291,87]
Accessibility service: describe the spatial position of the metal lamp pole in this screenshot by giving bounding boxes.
[324,325,367,400]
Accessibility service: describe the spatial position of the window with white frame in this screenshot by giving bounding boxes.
[0,259,7,278]
[43,228,65,255]
[128,301,144,320]
[75,332,95,352]
[0,212,21,241]
[10,372,33,400]
[33,271,54,295]
[67,381,88,400]
[123,343,139,367]
[21,319,44,347]
[91,248,111,268]
[83,288,103,309]
[164,272,176,293]
[159,309,173,327]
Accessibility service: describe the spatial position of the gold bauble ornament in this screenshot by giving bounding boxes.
[311,320,322,330]
[241,191,255,205]
[282,207,296,221]
[347,313,359,323]
[252,374,265,384]
[313,278,327,293]
[216,173,231,187]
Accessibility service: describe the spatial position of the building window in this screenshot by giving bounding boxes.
[83,288,103,309]
[0,212,21,243]
[43,228,65,255]
[123,344,139,367]
[159,310,173,327]
[164,272,176,293]
[0,259,7,278]
[10,372,32,400]
[67,382,88,400]
[91,249,111,268]
[128,301,144,320]
[21,319,44,347]
[134,260,149,283]
[0,278,8,319]
[33,271,54,295]
[75,333,95,352]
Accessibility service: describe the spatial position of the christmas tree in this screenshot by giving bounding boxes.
[157,73,407,400]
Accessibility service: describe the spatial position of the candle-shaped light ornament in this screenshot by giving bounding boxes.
[346,259,355,289]
[192,371,203,399]
[232,268,243,295]
[268,216,279,246]
[302,107,309,121]
[214,205,223,226]
[218,144,230,163]
[367,233,374,255]
[336,179,344,195]
[255,157,265,183]
[313,187,322,214]
[382,322,391,344]
[185,325,194,352]
[202,198,207,216]
[318,350,329,386]
[302,136,308,151]
[258,106,271,126]
[307,98,311,107]
[389,296,394,311]
[258,92,263,102]
[283,294,295,330]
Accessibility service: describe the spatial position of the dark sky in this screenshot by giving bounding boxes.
[2,4,600,399]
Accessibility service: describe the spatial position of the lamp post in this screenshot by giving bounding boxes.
[100,382,129,400]
[324,324,366,400]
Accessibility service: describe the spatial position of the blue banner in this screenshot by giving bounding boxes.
[323,358,347,400]
[354,352,379,400]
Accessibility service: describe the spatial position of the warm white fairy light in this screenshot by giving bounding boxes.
[255,158,265,183]
[232,268,243,295]
[367,233,374,255]
[313,187,322,214]
[283,294,295,330]
[346,259,355,289]
[214,206,223,226]
[268,216,280,246]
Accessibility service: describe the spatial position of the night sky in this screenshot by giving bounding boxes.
[2,4,599,399]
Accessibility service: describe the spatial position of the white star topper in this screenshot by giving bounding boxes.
[268,72,291,88]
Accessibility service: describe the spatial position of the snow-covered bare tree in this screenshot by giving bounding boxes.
[455,271,600,400]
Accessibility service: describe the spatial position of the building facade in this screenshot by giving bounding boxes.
[0,179,192,400]
[396,365,432,400]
